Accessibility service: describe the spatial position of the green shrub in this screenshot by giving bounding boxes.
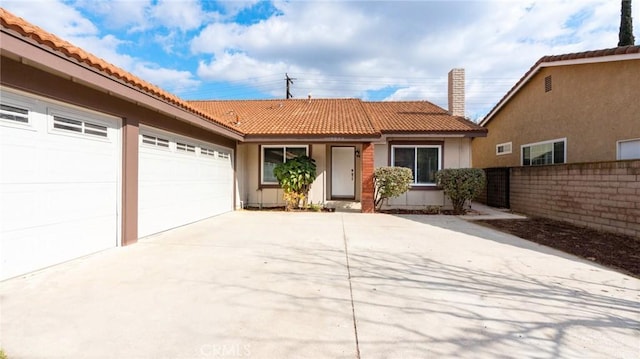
[435,168,486,214]
[273,155,317,210]
[373,166,413,210]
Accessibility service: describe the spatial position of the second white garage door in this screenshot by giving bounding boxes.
[138,127,234,238]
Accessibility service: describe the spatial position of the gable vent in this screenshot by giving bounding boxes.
[0,104,29,123]
[544,75,552,92]
[54,116,108,137]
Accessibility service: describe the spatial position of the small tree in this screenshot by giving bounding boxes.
[273,155,317,210]
[618,0,635,46]
[435,168,486,215]
[373,167,413,211]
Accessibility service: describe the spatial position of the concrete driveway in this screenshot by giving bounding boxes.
[1,212,638,358]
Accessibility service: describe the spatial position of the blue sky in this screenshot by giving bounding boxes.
[2,0,637,121]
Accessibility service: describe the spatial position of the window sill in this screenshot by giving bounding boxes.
[410,185,441,191]
[258,184,281,189]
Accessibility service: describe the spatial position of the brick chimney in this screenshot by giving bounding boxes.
[448,68,465,117]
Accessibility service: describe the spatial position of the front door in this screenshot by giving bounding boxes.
[331,146,355,198]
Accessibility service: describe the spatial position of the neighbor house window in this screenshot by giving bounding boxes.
[617,138,640,160]
[261,145,308,184]
[522,138,566,166]
[391,145,442,186]
[496,142,512,155]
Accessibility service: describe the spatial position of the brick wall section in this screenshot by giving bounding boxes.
[510,160,640,239]
[448,68,465,117]
[361,142,375,213]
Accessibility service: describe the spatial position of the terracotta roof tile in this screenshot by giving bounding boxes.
[363,101,486,134]
[0,8,239,134]
[189,99,380,136]
[482,45,640,126]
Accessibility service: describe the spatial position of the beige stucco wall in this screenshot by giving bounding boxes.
[237,143,327,208]
[377,137,472,208]
[472,59,640,169]
[237,138,472,209]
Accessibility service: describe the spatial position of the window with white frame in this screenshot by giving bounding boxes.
[0,104,29,124]
[201,147,216,157]
[496,142,512,155]
[617,138,640,160]
[261,145,308,184]
[53,115,108,138]
[391,145,442,185]
[176,142,196,153]
[141,134,169,148]
[522,138,565,166]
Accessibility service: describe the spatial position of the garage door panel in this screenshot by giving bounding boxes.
[138,129,233,238]
[2,216,115,279]
[0,90,119,280]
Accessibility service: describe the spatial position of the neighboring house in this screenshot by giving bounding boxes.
[0,9,484,280]
[472,46,640,169]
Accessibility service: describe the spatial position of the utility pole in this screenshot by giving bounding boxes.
[285,73,296,99]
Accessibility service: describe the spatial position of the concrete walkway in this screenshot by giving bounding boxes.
[1,212,638,358]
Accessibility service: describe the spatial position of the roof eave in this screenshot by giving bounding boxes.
[0,26,244,141]
[380,130,487,138]
[243,133,382,143]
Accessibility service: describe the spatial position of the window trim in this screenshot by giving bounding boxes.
[260,144,309,186]
[140,133,170,149]
[0,96,36,131]
[390,144,443,187]
[496,142,512,156]
[617,138,640,160]
[48,108,112,142]
[521,137,566,166]
[176,141,196,154]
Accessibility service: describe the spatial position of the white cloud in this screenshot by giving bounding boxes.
[2,0,202,96]
[72,0,152,32]
[151,0,213,32]
[4,0,638,117]
[134,64,201,93]
[2,0,98,38]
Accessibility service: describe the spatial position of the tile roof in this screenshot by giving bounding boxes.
[0,8,239,134]
[188,98,380,136]
[481,45,640,126]
[362,101,486,134]
[2,7,485,139]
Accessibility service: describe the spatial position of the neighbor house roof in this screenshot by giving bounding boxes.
[480,45,640,127]
[0,8,240,136]
[362,101,486,135]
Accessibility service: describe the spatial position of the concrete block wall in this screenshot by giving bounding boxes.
[510,160,640,239]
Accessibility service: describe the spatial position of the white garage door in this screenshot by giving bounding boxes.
[0,89,120,281]
[138,127,234,238]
